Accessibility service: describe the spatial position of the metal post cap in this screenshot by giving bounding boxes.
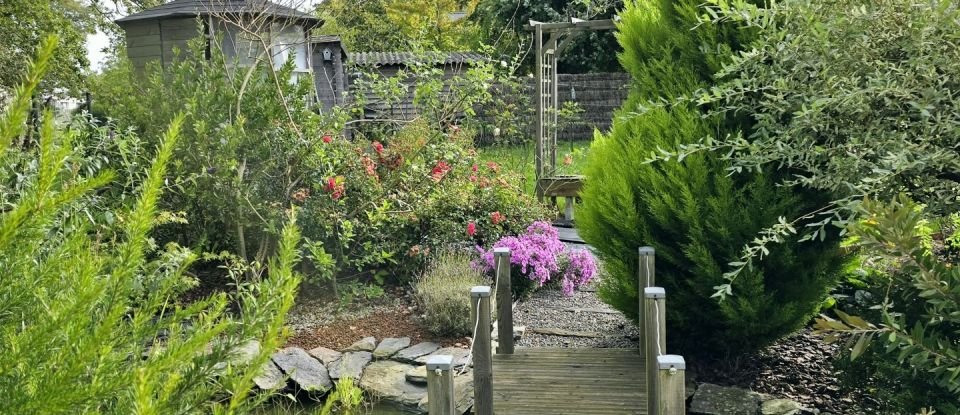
[471,286,492,297]
[643,287,666,299]
[656,354,686,370]
[426,355,454,370]
[638,246,655,256]
[493,247,511,256]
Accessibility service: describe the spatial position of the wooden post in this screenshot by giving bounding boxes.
[471,286,493,415]
[638,247,655,355]
[534,23,544,202]
[495,247,514,354]
[644,287,666,415]
[426,355,456,415]
[656,355,686,415]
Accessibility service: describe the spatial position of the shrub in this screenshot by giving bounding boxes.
[815,197,960,413]
[577,0,845,358]
[476,221,597,299]
[0,37,301,414]
[89,29,548,287]
[415,250,489,336]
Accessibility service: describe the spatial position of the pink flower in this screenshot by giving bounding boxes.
[472,164,478,172]
[467,222,477,237]
[431,160,451,182]
[324,176,345,200]
[322,134,333,144]
[486,161,500,173]
[372,141,384,155]
[490,211,505,225]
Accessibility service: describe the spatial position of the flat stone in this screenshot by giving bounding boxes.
[374,337,411,359]
[271,347,332,393]
[329,351,372,380]
[393,342,440,363]
[344,336,377,352]
[213,340,261,373]
[253,361,285,390]
[360,361,427,407]
[405,365,427,384]
[418,370,474,414]
[308,346,342,366]
[761,398,804,415]
[690,383,761,415]
[415,347,471,368]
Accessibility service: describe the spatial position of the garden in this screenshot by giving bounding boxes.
[1,0,959,414]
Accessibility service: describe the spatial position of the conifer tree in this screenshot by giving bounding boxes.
[578,0,845,356]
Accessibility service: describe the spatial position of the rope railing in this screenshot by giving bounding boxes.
[427,248,509,415]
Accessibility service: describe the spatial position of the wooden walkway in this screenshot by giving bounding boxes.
[492,348,647,414]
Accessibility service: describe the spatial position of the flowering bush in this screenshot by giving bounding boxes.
[296,120,549,285]
[477,221,597,298]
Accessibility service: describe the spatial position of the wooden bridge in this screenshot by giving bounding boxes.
[425,247,687,415]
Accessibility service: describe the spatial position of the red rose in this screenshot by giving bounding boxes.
[490,211,505,225]
[372,141,384,155]
[322,134,333,144]
[467,222,477,237]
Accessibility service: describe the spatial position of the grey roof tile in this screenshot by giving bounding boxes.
[350,51,486,67]
[117,0,319,25]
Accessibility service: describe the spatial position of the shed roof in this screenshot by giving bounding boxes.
[351,51,486,67]
[116,0,320,26]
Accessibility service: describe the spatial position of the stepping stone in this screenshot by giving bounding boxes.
[271,347,332,393]
[405,365,427,384]
[344,336,377,352]
[359,361,427,407]
[415,347,471,368]
[373,337,411,359]
[393,342,440,363]
[213,340,261,373]
[690,383,761,415]
[308,346,342,366]
[253,360,285,390]
[329,351,372,380]
[761,398,804,415]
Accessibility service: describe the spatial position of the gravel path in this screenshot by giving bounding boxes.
[514,274,639,349]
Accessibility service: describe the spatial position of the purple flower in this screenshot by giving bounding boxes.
[476,221,597,296]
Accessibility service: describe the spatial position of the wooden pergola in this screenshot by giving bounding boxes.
[528,18,616,221]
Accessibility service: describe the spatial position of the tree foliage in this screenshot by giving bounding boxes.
[0,36,301,414]
[472,0,623,73]
[316,0,481,51]
[577,0,844,357]
[0,0,95,94]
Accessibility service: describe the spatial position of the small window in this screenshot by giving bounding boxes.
[271,24,310,83]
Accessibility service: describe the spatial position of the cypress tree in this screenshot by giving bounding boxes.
[579,0,845,357]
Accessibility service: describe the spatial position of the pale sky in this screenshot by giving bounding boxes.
[85,0,323,72]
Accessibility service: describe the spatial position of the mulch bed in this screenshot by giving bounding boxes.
[694,328,884,414]
[284,285,470,351]
[285,306,469,351]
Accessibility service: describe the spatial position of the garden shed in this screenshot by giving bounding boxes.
[116,0,324,91]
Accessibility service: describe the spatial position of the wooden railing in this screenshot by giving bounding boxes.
[640,246,687,414]
[425,246,687,414]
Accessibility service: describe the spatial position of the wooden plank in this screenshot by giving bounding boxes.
[540,175,584,197]
[492,348,647,414]
[528,327,604,338]
[554,225,585,244]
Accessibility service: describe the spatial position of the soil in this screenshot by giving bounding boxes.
[694,328,885,414]
[284,284,469,351]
